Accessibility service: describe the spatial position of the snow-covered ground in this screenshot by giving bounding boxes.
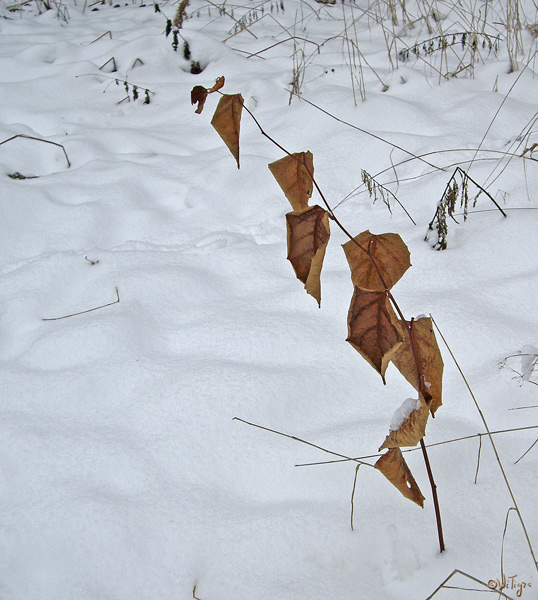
[1,0,538,597]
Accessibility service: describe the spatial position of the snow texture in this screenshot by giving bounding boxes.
[1,0,538,598]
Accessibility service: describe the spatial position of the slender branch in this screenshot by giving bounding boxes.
[474,435,482,484]
[233,418,374,468]
[288,93,444,171]
[42,287,119,321]
[514,437,538,464]
[420,438,444,552]
[294,425,538,467]
[350,464,360,531]
[0,134,71,168]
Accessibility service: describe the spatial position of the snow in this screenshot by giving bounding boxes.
[1,0,538,598]
[389,397,422,432]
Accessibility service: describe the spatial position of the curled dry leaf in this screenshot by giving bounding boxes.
[286,205,330,306]
[392,317,443,415]
[191,85,208,114]
[342,231,411,292]
[379,394,430,451]
[208,76,225,93]
[268,151,314,212]
[346,288,403,383]
[375,447,425,507]
[211,93,244,168]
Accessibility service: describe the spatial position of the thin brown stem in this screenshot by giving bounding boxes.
[420,439,444,552]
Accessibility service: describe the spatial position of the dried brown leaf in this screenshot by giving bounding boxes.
[191,85,208,114]
[342,231,411,292]
[211,93,244,168]
[392,317,444,415]
[268,152,314,212]
[286,205,330,306]
[379,395,430,451]
[375,448,425,507]
[208,76,225,93]
[346,288,403,383]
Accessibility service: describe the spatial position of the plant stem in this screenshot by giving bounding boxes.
[420,439,444,552]
[228,92,445,552]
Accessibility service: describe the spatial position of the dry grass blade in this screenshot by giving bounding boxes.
[0,133,71,168]
[424,569,517,600]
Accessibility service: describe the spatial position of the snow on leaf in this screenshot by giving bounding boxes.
[379,394,430,450]
[346,288,403,383]
[286,205,330,306]
[342,231,411,292]
[375,448,425,507]
[268,151,314,212]
[211,93,244,168]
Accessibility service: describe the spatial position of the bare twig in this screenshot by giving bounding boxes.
[350,464,360,531]
[42,287,119,321]
[514,438,538,464]
[288,93,444,171]
[294,425,538,467]
[424,569,516,600]
[233,417,374,468]
[0,134,71,168]
[474,435,482,484]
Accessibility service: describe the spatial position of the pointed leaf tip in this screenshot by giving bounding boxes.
[375,448,425,507]
[346,288,403,382]
[211,93,244,168]
[286,205,330,306]
[268,152,314,212]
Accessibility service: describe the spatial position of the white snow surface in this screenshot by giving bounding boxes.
[1,0,538,598]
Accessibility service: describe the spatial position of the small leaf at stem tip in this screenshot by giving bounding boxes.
[208,76,225,93]
[268,151,314,212]
[346,287,403,383]
[379,394,430,451]
[375,447,425,507]
[391,316,443,415]
[191,85,208,114]
[342,231,411,292]
[211,93,244,168]
[286,205,330,306]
